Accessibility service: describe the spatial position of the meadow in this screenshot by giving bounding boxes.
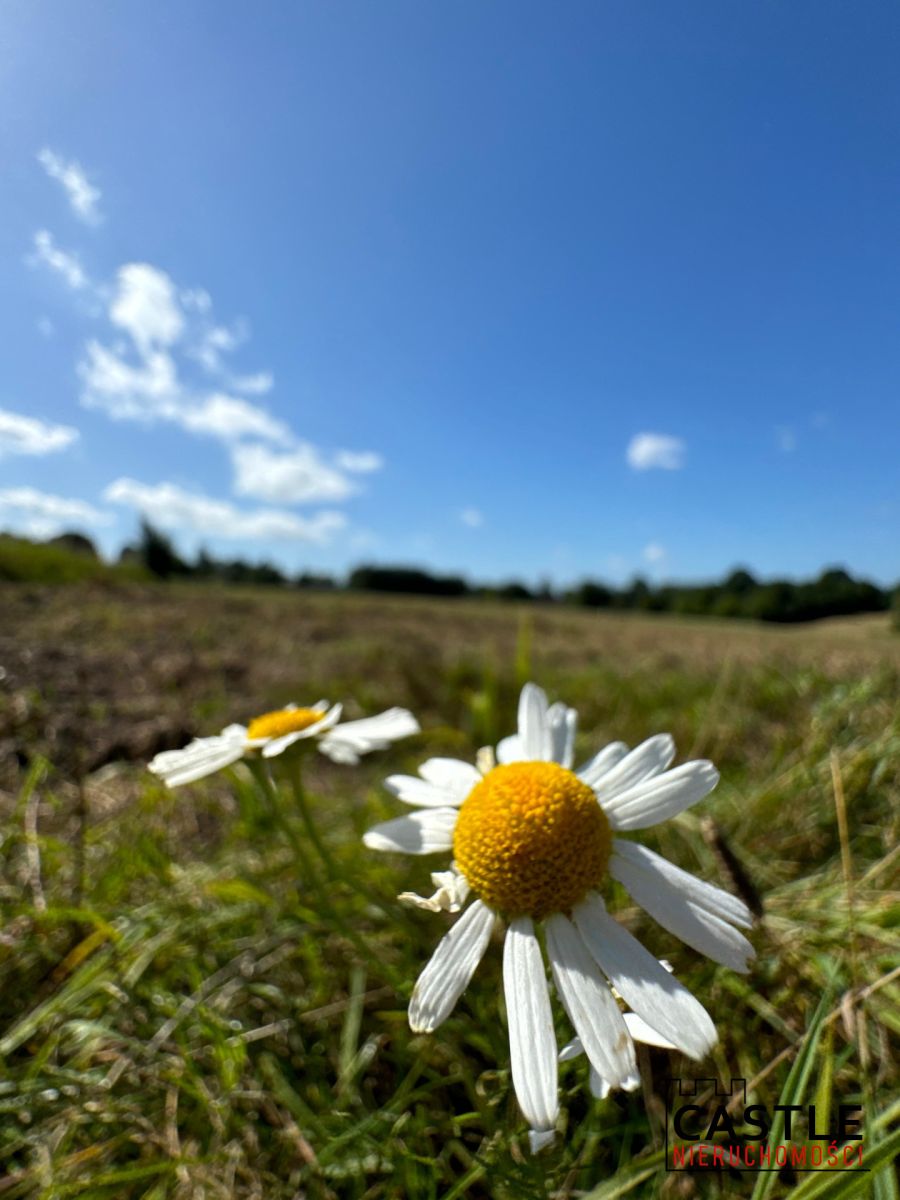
[0,583,897,1199]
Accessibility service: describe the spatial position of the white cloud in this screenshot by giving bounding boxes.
[31,230,88,290]
[231,371,274,396]
[80,340,179,419]
[110,263,184,353]
[79,342,287,443]
[336,450,384,474]
[180,288,212,314]
[104,478,346,543]
[776,426,796,453]
[460,507,484,528]
[0,408,79,458]
[37,316,55,338]
[37,148,102,224]
[76,264,292,450]
[189,321,247,374]
[626,432,686,471]
[180,394,290,442]
[643,541,666,565]
[232,443,358,504]
[0,486,111,538]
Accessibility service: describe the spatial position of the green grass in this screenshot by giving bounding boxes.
[0,536,146,585]
[0,587,897,1198]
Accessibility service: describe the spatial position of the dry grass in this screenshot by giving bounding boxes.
[0,583,897,1198]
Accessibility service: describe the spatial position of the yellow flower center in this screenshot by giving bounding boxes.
[452,761,611,920]
[246,707,323,740]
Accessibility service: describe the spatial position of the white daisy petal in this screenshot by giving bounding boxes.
[149,737,247,788]
[547,703,578,769]
[362,808,458,854]
[518,683,551,760]
[409,900,494,1032]
[504,917,558,1137]
[399,869,470,913]
[610,848,754,972]
[418,757,481,791]
[612,840,753,929]
[594,734,676,803]
[558,1035,584,1063]
[624,1012,678,1051]
[384,758,479,812]
[528,1128,556,1153]
[318,707,420,763]
[385,775,466,808]
[475,745,496,774]
[589,1066,612,1100]
[573,893,718,1061]
[219,724,250,739]
[576,741,629,788]
[496,734,526,764]
[545,913,636,1088]
[601,761,720,830]
[562,1014,677,1058]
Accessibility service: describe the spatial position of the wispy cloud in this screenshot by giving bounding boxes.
[109,263,184,353]
[37,148,102,224]
[0,486,110,538]
[30,230,88,290]
[626,432,686,471]
[775,426,796,453]
[642,541,666,565]
[231,443,358,504]
[78,266,289,444]
[460,507,484,528]
[180,395,290,442]
[0,408,79,458]
[230,371,274,396]
[335,450,384,474]
[25,194,380,529]
[104,478,347,543]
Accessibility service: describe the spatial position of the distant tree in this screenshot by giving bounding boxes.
[535,577,556,603]
[723,567,757,595]
[495,581,533,602]
[251,562,286,586]
[744,581,798,622]
[135,520,190,579]
[620,577,652,611]
[349,565,468,597]
[571,580,613,608]
[194,548,219,579]
[48,531,98,558]
[295,571,336,590]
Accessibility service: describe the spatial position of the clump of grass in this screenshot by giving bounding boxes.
[0,536,146,585]
[0,594,897,1197]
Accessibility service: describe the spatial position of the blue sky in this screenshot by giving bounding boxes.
[2,0,898,586]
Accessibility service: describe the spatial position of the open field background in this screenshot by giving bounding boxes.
[0,584,897,1198]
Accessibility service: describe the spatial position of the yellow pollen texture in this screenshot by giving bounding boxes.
[453,761,611,920]
[246,707,323,740]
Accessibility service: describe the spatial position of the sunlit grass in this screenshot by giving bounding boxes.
[0,588,897,1197]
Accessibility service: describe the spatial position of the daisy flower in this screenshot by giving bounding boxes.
[364,683,753,1150]
[149,701,420,787]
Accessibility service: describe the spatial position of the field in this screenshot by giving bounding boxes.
[0,583,898,1199]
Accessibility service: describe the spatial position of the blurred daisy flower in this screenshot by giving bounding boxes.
[149,701,420,787]
[364,683,753,1151]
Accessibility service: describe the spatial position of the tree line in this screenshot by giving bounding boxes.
[8,522,893,626]
[112,521,897,626]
